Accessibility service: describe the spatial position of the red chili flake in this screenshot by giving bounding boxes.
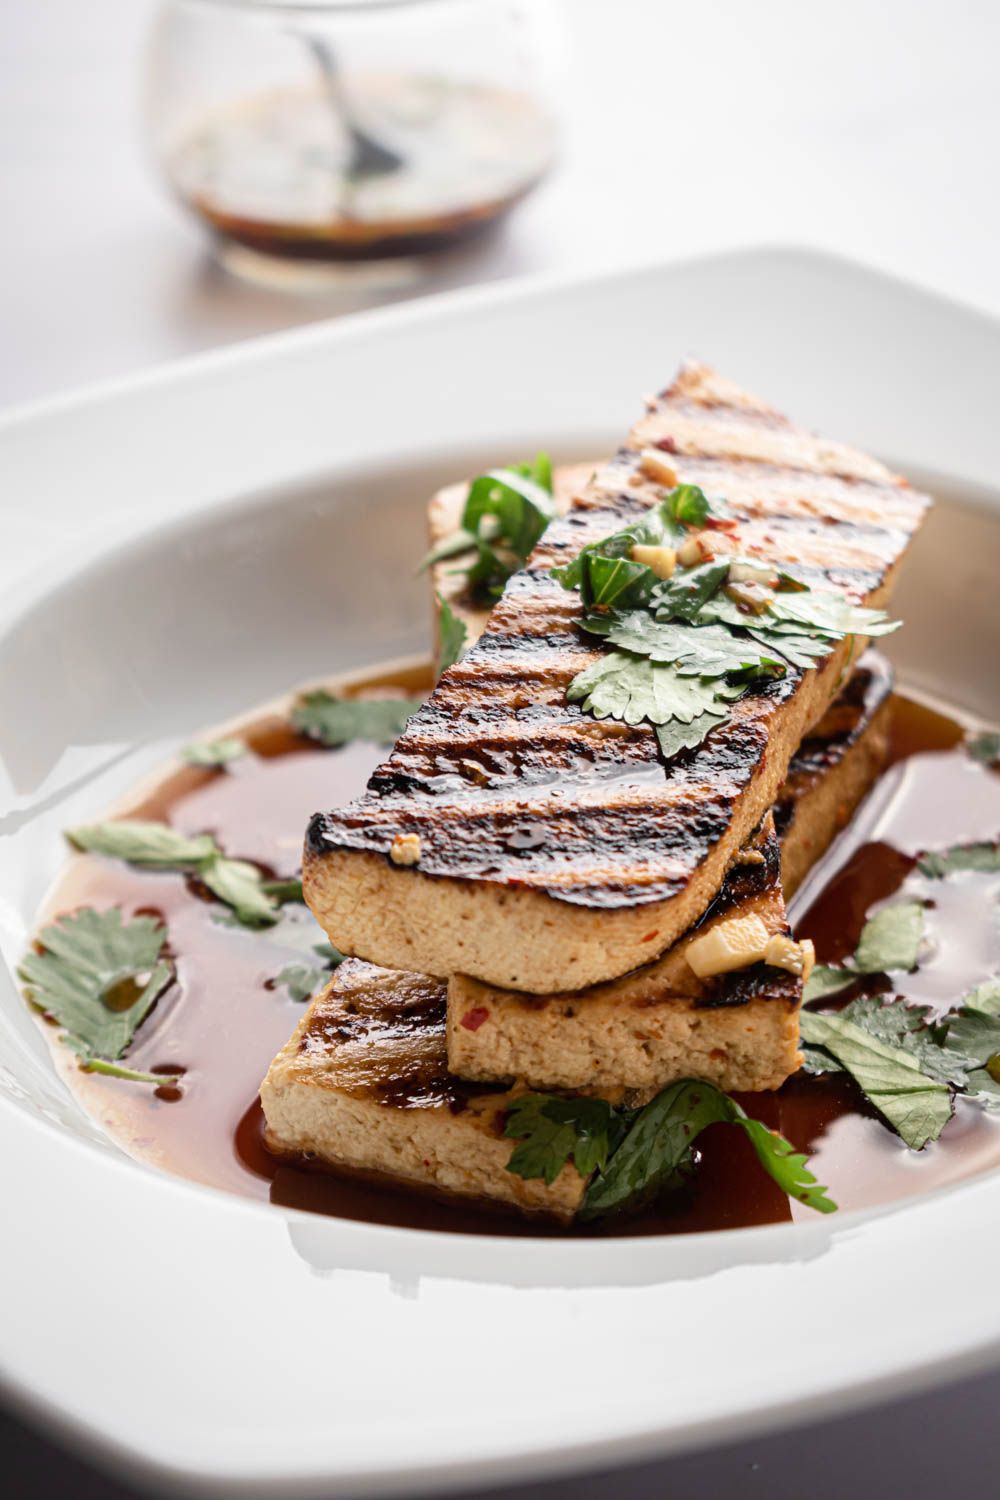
[641,930,659,943]
[461,1007,490,1031]
[655,435,678,453]
[704,515,739,531]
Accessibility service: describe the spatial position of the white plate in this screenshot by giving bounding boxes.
[1,248,999,1497]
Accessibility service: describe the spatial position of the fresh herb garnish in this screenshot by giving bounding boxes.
[67,820,282,929]
[291,691,422,748]
[504,1079,836,1218]
[274,957,343,1004]
[181,737,246,769]
[420,455,555,603]
[435,593,468,680]
[18,908,173,1081]
[803,900,925,1002]
[67,820,216,867]
[801,877,1000,1149]
[553,483,899,757]
[966,731,1000,768]
[551,487,711,609]
[260,877,305,905]
[799,1008,953,1149]
[917,839,1000,878]
[504,1095,627,1185]
[566,651,742,731]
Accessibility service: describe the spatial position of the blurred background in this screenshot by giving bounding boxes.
[3,0,998,409]
[2,1,1000,1496]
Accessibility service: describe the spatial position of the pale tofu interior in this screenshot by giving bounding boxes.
[446,816,803,1098]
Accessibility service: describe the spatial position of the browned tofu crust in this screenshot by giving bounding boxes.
[305,362,928,993]
[777,651,893,895]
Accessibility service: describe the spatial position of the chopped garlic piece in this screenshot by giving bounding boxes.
[685,914,770,979]
[390,833,422,867]
[678,534,709,567]
[631,542,677,579]
[637,447,679,487]
[731,847,766,867]
[764,935,815,979]
[677,532,733,567]
[729,559,779,588]
[724,579,772,614]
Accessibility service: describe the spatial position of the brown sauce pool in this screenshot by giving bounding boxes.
[33,666,1000,1236]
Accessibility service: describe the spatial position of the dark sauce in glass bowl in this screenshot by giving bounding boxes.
[167,77,554,265]
[29,664,1000,1237]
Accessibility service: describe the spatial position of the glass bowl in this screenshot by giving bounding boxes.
[144,0,562,287]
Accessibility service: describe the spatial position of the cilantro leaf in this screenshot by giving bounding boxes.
[435,594,468,680]
[504,1095,623,1185]
[181,737,246,768]
[67,819,281,929]
[274,963,331,1004]
[580,553,659,610]
[854,900,924,973]
[918,840,1000,878]
[747,626,832,671]
[420,457,555,602]
[577,1079,835,1220]
[551,486,714,606]
[567,651,734,729]
[18,908,173,1070]
[68,821,216,867]
[803,964,861,1003]
[967,732,1000,768]
[504,1080,835,1219]
[198,855,279,928]
[764,592,901,640]
[604,614,785,680]
[839,996,966,1086]
[655,710,728,760]
[70,1053,175,1086]
[291,691,422,747]
[803,901,924,1001]
[651,559,731,621]
[663,483,712,529]
[961,976,1000,1015]
[798,1010,952,1149]
[260,877,305,905]
[736,1115,838,1214]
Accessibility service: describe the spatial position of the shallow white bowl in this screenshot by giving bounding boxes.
[1,248,999,1497]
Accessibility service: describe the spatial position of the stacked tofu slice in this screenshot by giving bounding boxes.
[262,362,924,1221]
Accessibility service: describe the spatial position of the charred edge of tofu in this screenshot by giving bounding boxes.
[293,965,510,1115]
[774,648,895,834]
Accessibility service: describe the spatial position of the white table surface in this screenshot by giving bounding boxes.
[3,0,998,410]
[3,3,1000,1497]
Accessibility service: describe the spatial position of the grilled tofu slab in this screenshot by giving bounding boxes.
[261,961,585,1222]
[306,362,929,993]
[447,814,803,1097]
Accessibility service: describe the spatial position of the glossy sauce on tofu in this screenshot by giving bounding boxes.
[29,664,1000,1237]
